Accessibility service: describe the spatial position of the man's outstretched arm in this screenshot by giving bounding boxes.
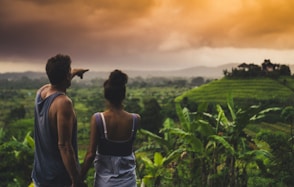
[71,68,89,79]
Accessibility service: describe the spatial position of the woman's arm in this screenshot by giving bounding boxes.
[80,114,99,180]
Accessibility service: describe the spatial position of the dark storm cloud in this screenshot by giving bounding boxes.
[0,0,156,65]
[1,0,294,71]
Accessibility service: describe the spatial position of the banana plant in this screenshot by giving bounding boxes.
[0,131,34,187]
[137,118,176,154]
[281,106,294,150]
[206,96,280,187]
[175,96,280,186]
[136,118,186,186]
[174,102,217,186]
[137,96,280,186]
[139,151,184,187]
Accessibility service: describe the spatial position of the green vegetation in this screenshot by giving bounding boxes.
[176,77,294,105]
[0,76,191,186]
[1,68,294,186]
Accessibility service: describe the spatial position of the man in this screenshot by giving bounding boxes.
[32,54,88,187]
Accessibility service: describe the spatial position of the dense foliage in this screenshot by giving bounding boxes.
[0,76,191,186]
[1,73,294,187]
[135,97,294,186]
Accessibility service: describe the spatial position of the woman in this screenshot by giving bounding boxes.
[81,69,140,187]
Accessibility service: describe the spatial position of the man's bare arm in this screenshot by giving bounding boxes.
[56,96,82,186]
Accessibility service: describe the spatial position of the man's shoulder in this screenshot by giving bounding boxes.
[54,94,72,105]
[48,94,72,113]
[37,84,50,94]
[50,95,74,117]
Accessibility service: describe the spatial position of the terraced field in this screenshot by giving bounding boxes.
[175,77,294,104]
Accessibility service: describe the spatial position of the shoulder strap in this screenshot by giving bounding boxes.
[100,113,108,139]
[95,112,104,138]
[131,113,138,137]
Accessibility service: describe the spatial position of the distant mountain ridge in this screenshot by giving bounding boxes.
[0,63,238,80]
[1,63,294,80]
[125,63,238,79]
[0,71,46,80]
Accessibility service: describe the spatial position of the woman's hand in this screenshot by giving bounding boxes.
[71,180,87,187]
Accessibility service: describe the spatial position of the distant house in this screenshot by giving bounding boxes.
[238,63,261,71]
[262,59,276,72]
[238,63,249,71]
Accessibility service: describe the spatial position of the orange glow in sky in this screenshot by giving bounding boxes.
[1,0,294,72]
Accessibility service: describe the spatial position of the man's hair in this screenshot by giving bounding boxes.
[46,54,71,85]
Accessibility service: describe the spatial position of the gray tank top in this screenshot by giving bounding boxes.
[32,91,78,186]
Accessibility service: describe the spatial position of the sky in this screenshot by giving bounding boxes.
[1,0,294,73]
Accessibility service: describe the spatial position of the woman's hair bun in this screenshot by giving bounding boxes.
[108,69,128,86]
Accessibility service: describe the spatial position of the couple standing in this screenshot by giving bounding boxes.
[31,54,140,187]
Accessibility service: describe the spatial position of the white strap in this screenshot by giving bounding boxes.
[100,113,108,139]
[131,114,135,133]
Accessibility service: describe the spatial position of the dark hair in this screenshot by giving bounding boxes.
[46,54,71,85]
[104,69,128,106]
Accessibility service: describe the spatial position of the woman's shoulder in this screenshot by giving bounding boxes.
[124,111,140,120]
[90,112,103,122]
[92,111,103,116]
[132,113,141,119]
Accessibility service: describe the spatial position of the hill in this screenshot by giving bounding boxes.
[175,76,294,106]
[0,64,238,80]
[1,63,294,80]
[125,63,237,78]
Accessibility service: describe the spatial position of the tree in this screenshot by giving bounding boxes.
[279,65,291,76]
[8,105,26,121]
[124,98,142,114]
[141,98,163,133]
[190,77,205,87]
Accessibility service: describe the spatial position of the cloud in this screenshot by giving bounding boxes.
[0,0,155,60]
[161,0,294,49]
[0,0,294,70]
[158,32,190,51]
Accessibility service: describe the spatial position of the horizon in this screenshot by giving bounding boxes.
[2,62,294,80]
[0,62,239,74]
